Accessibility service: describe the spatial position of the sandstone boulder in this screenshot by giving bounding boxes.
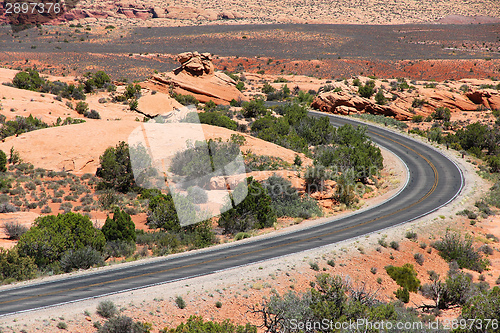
[149,52,245,105]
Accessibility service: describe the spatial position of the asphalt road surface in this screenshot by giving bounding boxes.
[0,113,464,316]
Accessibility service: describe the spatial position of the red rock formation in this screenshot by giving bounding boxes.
[148,52,246,105]
[311,91,413,120]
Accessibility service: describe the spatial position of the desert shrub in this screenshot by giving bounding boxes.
[98,315,150,333]
[334,174,358,207]
[187,186,208,204]
[41,205,52,214]
[195,112,237,130]
[475,200,493,216]
[327,260,335,267]
[432,232,489,272]
[102,208,136,242]
[479,244,494,256]
[175,296,186,309]
[262,175,322,218]
[146,193,180,231]
[0,150,6,172]
[234,232,251,241]
[457,209,477,220]
[104,240,136,258]
[60,246,104,272]
[375,90,387,105]
[405,231,417,240]
[124,84,142,100]
[3,221,27,240]
[358,80,375,98]
[411,115,424,123]
[17,212,106,267]
[57,322,67,329]
[0,248,37,282]
[96,141,136,193]
[85,110,101,119]
[432,107,451,121]
[413,253,424,266]
[244,155,290,173]
[96,300,118,318]
[75,101,89,115]
[0,202,19,213]
[242,98,267,118]
[385,264,421,292]
[314,124,383,182]
[170,140,240,187]
[303,166,329,193]
[309,262,320,271]
[172,93,198,106]
[390,241,400,250]
[165,316,256,333]
[218,177,276,234]
[394,287,410,303]
[13,68,44,91]
[0,115,50,140]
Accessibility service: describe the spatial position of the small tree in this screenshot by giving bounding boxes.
[102,208,136,242]
[218,177,277,234]
[96,141,136,193]
[375,89,387,105]
[0,150,6,172]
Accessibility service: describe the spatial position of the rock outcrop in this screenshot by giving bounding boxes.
[311,91,414,120]
[148,52,245,105]
[312,85,500,121]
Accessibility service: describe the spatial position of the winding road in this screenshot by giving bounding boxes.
[0,113,464,316]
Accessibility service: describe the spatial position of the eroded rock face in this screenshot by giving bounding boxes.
[177,51,215,76]
[311,91,413,120]
[148,52,245,105]
[312,86,500,121]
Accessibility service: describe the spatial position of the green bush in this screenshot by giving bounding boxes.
[234,232,251,241]
[218,177,276,234]
[17,212,106,267]
[0,115,50,140]
[102,208,136,242]
[170,140,240,187]
[75,101,89,115]
[197,112,237,130]
[98,315,150,333]
[432,232,489,272]
[375,90,387,105]
[96,141,136,193]
[0,150,6,172]
[242,98,267,118]
[262,175,322,218]
[60,246,104,272]
[104,240,136,258]
[175,296,186,309]
[0,248,37,282]
[146,193,180,231]
[163,316,256,333]
[358,80,375,98]
[13,68,44,91]
[385,263,421,292]
[172,93,198,106]
[394,287,410,303]
[96,300,118,318]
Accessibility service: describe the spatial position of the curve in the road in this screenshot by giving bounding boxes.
[0,113,464,316]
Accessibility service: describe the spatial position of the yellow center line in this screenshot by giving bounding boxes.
[0,128,439,306]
